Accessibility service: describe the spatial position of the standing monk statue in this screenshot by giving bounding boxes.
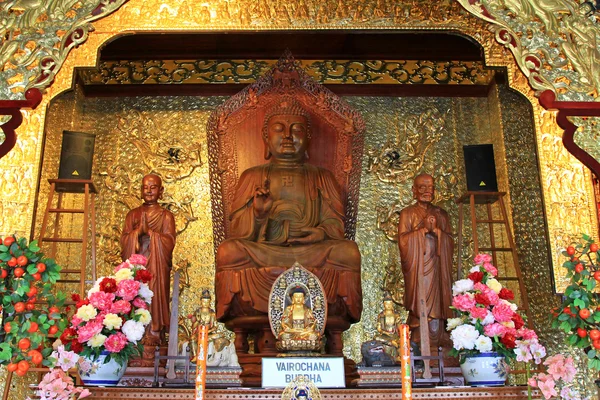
[398,173,453,346]
[121,174,176,344]
[215,99,362,327]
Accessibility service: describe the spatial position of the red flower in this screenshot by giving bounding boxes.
[71,294,81,302]
[468,271,484,283]
[500,333,516,349]
[100,277,118,293]
[70,339,83,353]
[474,293,491,306]
[499,288,515,300]
[60,327,77,343]
[512,313,525,330]
[134,269,152,284]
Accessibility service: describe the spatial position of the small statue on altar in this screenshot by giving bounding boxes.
[373,292,403,361]
[189,290,239,367]
[397,173,453,346]
[121,174,176,345]
[278,286,320,343]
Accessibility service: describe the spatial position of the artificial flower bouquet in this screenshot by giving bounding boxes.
[448,253,540,361]
[27,346,92,400]
[61,254,153,366]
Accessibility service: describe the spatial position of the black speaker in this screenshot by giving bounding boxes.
[463,144,498,192]
[57,131,95,189]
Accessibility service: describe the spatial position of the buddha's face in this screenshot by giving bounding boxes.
[383,300,394,312]
[201,297,210,308]
[266,114,309,161]
[292,292,305,305]
[141,174,163,205]
[413,175,435,204]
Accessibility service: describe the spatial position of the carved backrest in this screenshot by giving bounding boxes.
[207,52,365,250]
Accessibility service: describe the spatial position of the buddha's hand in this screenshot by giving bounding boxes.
[138,212,149,235]
[253,186,273,219]
[288,227,325,244]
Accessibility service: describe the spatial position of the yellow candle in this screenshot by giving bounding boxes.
[400,324,412,400]
[195,325,209,400]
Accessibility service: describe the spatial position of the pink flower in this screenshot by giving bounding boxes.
[517,328,538,340]
[528,377,538,387]
[470,306,488,320]
[70,316,83,327]
[484,323,506,338]
[89,291,115,312]
[452,294,476,312]
[116,279,141,301]
[127,254,148,266]
[133,297,148,310]
[492,303,514,322]
[104,332,128,352]
[474,253,492,265]
[79,388,92,398]
[538,376,557,399]
[77,320,103,343]
[483,262,498,276]
[115,261,129,272]
[545,354,576,383]
[111,299,132,314]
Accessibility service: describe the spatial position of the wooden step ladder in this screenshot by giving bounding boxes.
[37,178,98,296]
[456,191,532,326]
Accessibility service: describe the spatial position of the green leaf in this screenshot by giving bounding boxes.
[589,349,597,358]
[574,298,586,308]
[558,313,570,321]
[568,334,578,345]
[0,343,12,361]
[28,241,40,252]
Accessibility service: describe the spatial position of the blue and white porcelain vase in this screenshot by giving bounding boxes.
[78,351,126,386]
[460,352,507,386]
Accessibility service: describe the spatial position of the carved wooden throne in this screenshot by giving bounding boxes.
[207,51,365,384]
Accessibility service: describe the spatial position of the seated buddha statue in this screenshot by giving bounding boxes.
[190,289,227,363]
[373,293,403,361]
[215,99,362,329]
[277,287,321,351]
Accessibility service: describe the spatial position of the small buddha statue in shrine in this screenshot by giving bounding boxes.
[374,292,404,361]
[277,286,322,351]
[190,289,226,363]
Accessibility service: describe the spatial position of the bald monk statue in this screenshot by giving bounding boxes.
[398,173,453,346]
[215,100,362,325]
[121,174,176,344]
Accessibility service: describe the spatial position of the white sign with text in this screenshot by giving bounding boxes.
[262,357,345,388]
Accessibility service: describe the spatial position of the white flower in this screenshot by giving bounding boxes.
[103,313,123,330]
[87,277,104,297]
[138,283,154,302]
[486,278,502,294]
[469,266,481,274]
[76,304,97,322]
[474,335,493,353]
[501,321,515,329]
[500,299,518,312]
[514,344,532,362]
[115,268,133,283]
[452,279,474,296]
[122,320,145,344]
[450,324,480,351]
[135,309,152,325]
[88,334,107,348]
[446,317,463,331]
[481,310,495,326]
[530,342,546,364]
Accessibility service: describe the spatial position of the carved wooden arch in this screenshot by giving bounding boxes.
[206,51,365,251]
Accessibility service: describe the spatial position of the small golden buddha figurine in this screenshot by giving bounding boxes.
[374,292,403,361]
[190,289,225,363]
[277,286,322,352]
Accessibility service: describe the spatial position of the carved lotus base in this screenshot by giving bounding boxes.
[276,338,321,353]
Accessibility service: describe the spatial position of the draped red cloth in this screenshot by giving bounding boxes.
[398,204,453,329]
[215,163,362,323]
[121,204,176,332]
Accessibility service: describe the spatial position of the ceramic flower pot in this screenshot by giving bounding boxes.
[78,351,126,386]
[460,352,507,386]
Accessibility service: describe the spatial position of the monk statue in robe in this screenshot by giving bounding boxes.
[398,173,453,346]
[121,174,176,344]
[215,100,362,326]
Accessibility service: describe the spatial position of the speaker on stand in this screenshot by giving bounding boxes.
[463,144,498,192]
[57,130,96,192]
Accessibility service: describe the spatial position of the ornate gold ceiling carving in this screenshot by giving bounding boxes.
[458,0,600,101]
[78,59,494,86]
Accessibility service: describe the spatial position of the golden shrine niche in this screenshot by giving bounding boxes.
[0,0,598,397]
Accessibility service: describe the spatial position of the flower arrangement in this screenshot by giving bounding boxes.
[552,234,600,370]
[27,346,92,400]
[527,353,583,400]
[0,235,67,376]
[62,254,153,366]
[448,253,538,360]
